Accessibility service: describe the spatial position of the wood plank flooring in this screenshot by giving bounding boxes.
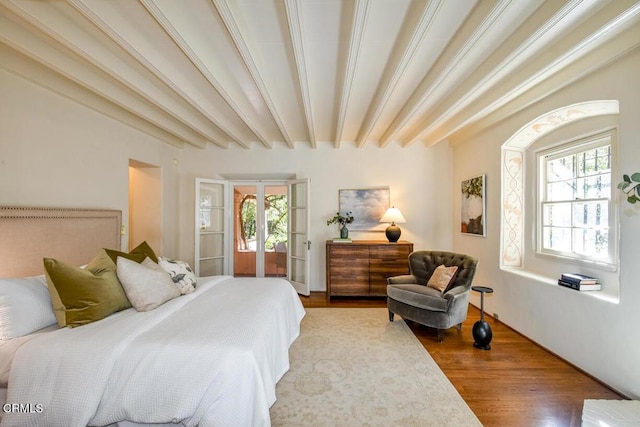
[300,292,623,427]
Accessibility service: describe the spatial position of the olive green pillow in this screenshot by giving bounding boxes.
[104,241,158,264]
[44,250,131,328]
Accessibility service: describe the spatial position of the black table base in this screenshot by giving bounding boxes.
[471,286,494,351]
[472,320,492,350]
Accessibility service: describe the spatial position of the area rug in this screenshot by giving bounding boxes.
[270,308,482,426]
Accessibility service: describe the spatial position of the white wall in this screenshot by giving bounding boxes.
[0,70,182,256]
[451,49,640,398]
[0,66,454,290]
[179,141,454,291]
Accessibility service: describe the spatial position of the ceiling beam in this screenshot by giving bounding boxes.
[333,0,369,148]
[0,7,212,148]
[212,0,294,149]
[284,0,316,148]
[411,0,640,147]
[355,0,444,148]
[70,0,244,149]
[211,0,294,148]
[378,0,521,148]
[0,43,187,149]
[402,0,603,147]
[3,0,225,149]
[140,0,262,149]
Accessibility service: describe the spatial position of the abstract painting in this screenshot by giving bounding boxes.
[339,187,390,231]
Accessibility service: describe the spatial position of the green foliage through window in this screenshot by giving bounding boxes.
[239,194,288,250]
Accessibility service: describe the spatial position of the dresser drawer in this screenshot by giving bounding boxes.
[329,245,369,258]
[369,259,410,278]
[369,259,410,295]
[369,245,411,259]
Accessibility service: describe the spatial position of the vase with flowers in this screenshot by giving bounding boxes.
[327,211,354,239]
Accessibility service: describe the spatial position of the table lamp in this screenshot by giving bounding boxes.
[379,206,406,242]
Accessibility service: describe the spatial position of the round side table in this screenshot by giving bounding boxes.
[471,286,493,350]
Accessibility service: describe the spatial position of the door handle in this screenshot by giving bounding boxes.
[307,240,311,250]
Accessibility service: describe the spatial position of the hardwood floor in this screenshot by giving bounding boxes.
[300,292,623,427]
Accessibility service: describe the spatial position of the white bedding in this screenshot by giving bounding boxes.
[0,324,58,387]
[1,276,305,427]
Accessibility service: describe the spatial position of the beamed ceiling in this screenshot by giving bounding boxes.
[1,0,639,150]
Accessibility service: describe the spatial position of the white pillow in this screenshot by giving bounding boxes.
[0,276,57,339]
[158,257,196,295]
[116,257,180,312]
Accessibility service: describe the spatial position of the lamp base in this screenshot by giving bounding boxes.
[385,224,401,242]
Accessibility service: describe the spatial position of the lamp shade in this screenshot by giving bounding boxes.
[380,207,406,243]
[379,207,406,224]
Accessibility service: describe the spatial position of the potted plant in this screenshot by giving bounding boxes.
[327,211,354,239]
[618,173,640,204]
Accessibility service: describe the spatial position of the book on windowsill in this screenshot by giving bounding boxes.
[558,279,601,291]
[332,238,352,243]
[560,273,599,285]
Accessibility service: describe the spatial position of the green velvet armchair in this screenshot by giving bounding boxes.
[387,250,478,342]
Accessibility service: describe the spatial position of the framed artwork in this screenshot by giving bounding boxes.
[339,187,389,231]
[461,174,486,236]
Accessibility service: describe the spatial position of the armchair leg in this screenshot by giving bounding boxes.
[389,311,394,322]
[437,329,444,342]
[456,323,462,331]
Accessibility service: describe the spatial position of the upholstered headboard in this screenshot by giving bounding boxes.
[0,207,122,278]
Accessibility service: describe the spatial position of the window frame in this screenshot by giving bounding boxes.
[536,129,618,270]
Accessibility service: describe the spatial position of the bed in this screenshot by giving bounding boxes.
[0,207,305,427]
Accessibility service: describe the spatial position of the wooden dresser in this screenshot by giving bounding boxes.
[326,240,413,297]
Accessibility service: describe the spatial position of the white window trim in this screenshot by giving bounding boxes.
[535,129,618,271]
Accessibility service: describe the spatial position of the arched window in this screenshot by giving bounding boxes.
[500,100,619,269]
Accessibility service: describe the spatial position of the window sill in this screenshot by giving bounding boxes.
[500,266,619,304]
[534,250,617,273]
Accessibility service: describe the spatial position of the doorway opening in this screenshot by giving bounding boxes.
[233,183,288,277]
[128,159,162,252]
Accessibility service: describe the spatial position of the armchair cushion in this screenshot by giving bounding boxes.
[387,284,448,313]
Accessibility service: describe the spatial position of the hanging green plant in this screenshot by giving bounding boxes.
[618,173,640,204]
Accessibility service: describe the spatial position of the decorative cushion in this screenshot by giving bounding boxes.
[158,257,196,295]
[426,265,459,293]
[116,257,180,311]
[105,241,159,264]
[0,275,57,339]
[44,250,132,328]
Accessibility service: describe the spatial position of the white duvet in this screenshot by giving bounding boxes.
[2,276,305,427]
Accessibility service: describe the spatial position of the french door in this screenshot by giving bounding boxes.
[288,178,310,295]
[195,178,229,276]
[194,178,310,295]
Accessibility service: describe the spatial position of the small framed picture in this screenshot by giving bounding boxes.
[461,175,486,236]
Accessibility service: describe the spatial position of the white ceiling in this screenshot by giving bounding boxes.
[1,0,639,150]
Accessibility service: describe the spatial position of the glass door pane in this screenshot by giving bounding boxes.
[195,179,228,276]
[288,178,310,295]
[264,185,288,277]
[233,184,258,277]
